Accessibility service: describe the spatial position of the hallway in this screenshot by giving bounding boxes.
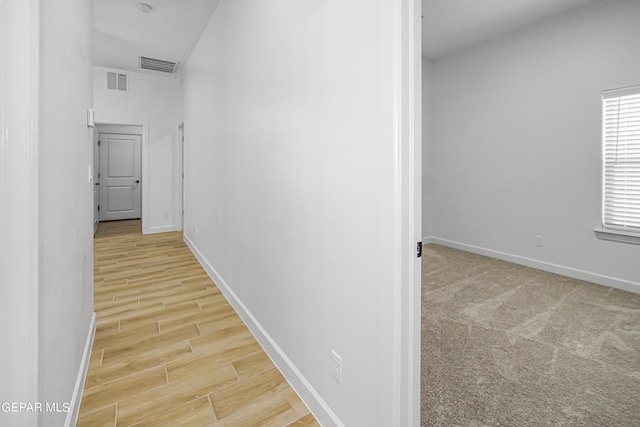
[78,220,318,426]
[1,1,420,424]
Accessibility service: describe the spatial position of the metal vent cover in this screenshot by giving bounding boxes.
[139,56,178,74]
[107,72,128,91]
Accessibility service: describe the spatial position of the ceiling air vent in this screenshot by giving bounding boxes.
[139,56,178,74]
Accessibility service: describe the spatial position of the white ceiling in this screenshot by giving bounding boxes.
[92,0,601,76]
[93,0,221,76]
[422,0,600,59]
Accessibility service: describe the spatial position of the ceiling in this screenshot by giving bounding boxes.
[93,0,221,76]
[422,0,600,59]
[92,0,601,76]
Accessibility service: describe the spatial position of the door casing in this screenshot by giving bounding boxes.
[95,124,143,222]
[93,127,99,233]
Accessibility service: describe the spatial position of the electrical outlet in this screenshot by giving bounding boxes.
[331,350,342,384]
[163,210,168,218]
[536,235,543,247]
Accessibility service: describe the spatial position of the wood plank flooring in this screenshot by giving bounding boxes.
[78,220,319,427]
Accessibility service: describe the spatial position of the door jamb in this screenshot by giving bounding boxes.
[177,123,184,231]
[392,0,421,425]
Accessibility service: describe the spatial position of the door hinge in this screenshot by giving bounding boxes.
[416,241,422,258]
[97,205,100,211]
[98,140,100,146]
[97,172,100,179]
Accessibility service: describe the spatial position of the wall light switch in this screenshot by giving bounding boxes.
[87,108,95,127]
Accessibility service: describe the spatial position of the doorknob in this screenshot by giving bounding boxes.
[135,180,140,183]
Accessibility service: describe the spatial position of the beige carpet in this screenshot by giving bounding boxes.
[421,244,640,426]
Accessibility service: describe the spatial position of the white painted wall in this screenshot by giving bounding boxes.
[93,66,182,234]
[183,0,419,425]
[0,1,40,425]
[425,0,640,289]
[1,0,95,426]
[39,1,95,425]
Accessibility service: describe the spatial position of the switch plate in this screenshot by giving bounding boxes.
[87,108,95,127]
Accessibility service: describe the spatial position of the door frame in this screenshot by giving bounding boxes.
[392,0,421,425]
[92,127,99,234]
[95,123,144,226]
[176,123,184,231]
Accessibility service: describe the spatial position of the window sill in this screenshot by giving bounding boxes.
[594,228,640,246]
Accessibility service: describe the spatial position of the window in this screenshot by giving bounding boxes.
[600,86,640,241]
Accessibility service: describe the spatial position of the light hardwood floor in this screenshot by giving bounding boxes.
[78,220,319,427]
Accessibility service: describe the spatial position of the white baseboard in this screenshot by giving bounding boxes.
[65,311,96,427]
[423,236,640,294]
[144,225,177,235]
[183,235,342,427]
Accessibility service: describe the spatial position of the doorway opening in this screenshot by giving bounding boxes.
[94,124,143,228]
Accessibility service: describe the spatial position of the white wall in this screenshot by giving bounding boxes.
[1,0,95,426]
[183,0,419,425]
[0,1,40,424]
[93,66,182,234]
[426,0,640,289]
[39,1,95,425]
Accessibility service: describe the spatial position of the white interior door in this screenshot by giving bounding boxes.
[93,128,100,233]
[99,133,142,221]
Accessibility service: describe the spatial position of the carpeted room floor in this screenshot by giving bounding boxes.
[421,244,640,426]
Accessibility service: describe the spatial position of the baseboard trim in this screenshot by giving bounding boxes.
[65,311,96,427]
[422,236,640,294]
[183,235,343,427]
[144,225,176,235]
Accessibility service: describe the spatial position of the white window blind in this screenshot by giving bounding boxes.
[602,86,640,232]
